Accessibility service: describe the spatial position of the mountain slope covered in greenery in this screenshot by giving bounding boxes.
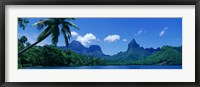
[18,36,182,68]
[133,46,182,65]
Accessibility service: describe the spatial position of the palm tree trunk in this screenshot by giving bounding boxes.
[18,40,41,56]
[18,31,52,56]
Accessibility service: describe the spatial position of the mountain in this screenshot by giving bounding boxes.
[134,46,182,65]
[59,39,160,60]
[86,45,110,58]
[127,39,140,50]
[111,39,160,62]
[127,39,160,53]
[59,40,87,54]
[87,45,102,53]
[59,40,110,58]
[58,39,181,65]
[68,40,87,54]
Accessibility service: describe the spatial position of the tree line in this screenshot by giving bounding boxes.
[18,18,182,68]
[18,36,106,68]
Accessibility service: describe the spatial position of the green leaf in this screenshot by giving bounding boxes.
[37,26,52,41]
[61,28,69,47]
[62,23,72,38]
[64,21,79,29]
[65,18,76,20]
[51,25,60,45]
[32,19,52,30]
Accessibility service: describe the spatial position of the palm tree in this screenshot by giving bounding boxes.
[18,18,79,56]
[19,36,28,44]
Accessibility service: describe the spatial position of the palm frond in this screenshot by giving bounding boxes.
[61,28,69,47]
[65,18,76,20]
[37,26,52,41]
[32,19,52,30]
[62,23,72,37]
[64,21,79,29]
[51,25,60,45]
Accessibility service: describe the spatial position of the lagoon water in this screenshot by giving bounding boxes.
[21,65,182,69]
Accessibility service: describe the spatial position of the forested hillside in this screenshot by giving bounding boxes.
[18,36,182,68]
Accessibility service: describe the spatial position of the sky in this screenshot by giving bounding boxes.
[18,18,182,55]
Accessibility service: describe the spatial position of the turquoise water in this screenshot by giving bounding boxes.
[21,65,182,69]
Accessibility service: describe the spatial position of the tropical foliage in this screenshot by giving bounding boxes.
[18,18,29,30]
[18,36,182,68]
[18,18,78,56]
[18,18,182,69]
[18,37,105,68]
[132,46,182,65]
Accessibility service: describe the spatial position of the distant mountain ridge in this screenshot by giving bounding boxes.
[59,39,160,60]
[59,40,110,58]
[67,40,87,54]
[111,39,160,62]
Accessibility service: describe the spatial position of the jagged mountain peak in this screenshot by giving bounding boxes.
[127,39,140,50]
[59,41,109,58]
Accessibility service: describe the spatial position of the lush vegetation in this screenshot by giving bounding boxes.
[18,37,106,68]
[132,46,182,65]
[18,18,78,56]
[18,36,182,68]
[18,18,182,68]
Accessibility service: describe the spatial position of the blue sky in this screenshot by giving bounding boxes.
[18,18,182,55]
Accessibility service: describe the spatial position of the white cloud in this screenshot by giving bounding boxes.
[76,33,96,46]
[71,31,78,37]
[104,35,120,42]
[138,30,143,35]
[159,27,168,36]
[164,27,168,30]
[159,31,165,36]
[123,39,127,42]
[134,29,143,36]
